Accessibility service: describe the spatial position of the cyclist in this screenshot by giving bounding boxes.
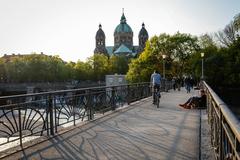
[150,70,161,104]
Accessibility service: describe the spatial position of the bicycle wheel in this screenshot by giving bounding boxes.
[153,90,156,104]
[156,95,159,108]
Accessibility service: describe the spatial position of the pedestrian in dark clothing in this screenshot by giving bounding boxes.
[179,89,206,109]
[184,77,191,93]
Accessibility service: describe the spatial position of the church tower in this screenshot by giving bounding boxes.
[94,24,108,55]
[137,23,149,54]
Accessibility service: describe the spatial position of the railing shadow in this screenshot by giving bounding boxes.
[17,97,198,160]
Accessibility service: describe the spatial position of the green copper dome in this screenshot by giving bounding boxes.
[114,13,133,33]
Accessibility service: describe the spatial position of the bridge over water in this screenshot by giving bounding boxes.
[0,82,238,160]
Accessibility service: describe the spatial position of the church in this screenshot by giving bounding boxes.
[94,11,149,57]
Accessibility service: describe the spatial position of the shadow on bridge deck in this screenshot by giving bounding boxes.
[3,89,201,160]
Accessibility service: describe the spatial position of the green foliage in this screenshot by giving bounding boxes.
[109,55,129,74]
[0,53,131,83]
[126,33,200,83]
[188,34,219,80]
[87,54,109,81]
[75,60,93,81]
[1,54,75,82]
[0,59,6,82]
[221,38,240,86]
[188,35,240,87]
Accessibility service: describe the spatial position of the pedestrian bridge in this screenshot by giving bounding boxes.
[0,82,238,160]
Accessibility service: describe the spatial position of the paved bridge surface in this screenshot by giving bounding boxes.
[2,89,212,160]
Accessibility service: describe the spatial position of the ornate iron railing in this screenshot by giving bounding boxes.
[203,81,240,160]
[0,82,152,151]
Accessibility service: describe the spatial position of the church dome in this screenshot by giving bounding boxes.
[138,23,148,37]
[114,13,133,33]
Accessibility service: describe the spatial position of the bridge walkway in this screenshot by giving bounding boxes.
[3,89,202,160]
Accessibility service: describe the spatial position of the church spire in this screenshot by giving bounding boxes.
[120,8,126,23]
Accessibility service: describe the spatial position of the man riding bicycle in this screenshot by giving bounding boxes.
[150,70,161,104]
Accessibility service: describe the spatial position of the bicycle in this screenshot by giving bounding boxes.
[153,88,161,108]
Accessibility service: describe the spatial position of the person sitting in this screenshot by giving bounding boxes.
[179,89,206,109]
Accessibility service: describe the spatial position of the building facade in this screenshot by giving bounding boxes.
[94,12,149,57]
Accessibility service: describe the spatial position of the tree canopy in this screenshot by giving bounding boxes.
[0,53,130,83]
[126,32,199,83]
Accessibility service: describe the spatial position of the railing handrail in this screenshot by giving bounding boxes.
[0,82,150,100]
[204,81,240,142]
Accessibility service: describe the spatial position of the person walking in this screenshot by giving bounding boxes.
[184,76,191,93]
[172,77,176,91]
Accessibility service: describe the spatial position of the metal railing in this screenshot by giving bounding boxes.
[203,81,240,160]
[0,82,152,151]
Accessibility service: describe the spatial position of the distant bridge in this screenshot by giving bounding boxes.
[0,82,105,93]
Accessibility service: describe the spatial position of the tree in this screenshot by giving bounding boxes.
[216,13,240,47]
[75,60,93,81]
[86,54,109,81]
[109,55,129,74]
[222,38,240,86]
[198,34,217,49]
[187,34,219,80]
[0,58,6,82]
[126,32,200,83]
[170,32,200,76]
[1,54,78,83]
[233,13,240,35]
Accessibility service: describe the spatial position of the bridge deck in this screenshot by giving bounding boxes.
[3,89,202,160]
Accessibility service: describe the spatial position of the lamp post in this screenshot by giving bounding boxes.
[201,52,205,80]
[162,54,166,79]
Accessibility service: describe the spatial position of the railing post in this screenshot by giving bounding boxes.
[139,84,142,100]
[219,111,223,160]
[18,108,22,147]
[73,92,76,126]
[53,95,58,133]
[140,84,143,99]
[48,94,54,135]
[148,83,151,97]
[136,84,139,100]
[127,85,131,105]
[111,87,116,110]
[86,89,94,121]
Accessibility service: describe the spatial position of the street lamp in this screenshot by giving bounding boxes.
[162,54,166,79]
[201,52,205,80]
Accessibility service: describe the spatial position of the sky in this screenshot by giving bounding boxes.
[0,0,239,62]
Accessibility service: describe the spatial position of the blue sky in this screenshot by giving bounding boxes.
[0,0,239,62]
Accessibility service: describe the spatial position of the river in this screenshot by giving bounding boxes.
[214,87,240,118]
